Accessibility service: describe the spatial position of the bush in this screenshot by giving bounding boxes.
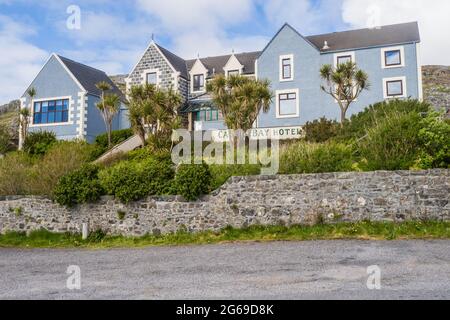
[90,129,134,159]
[174,163,212,201]
[0,152,34,195]
[280,141,355,174]
[0,125,15,155]
[99,157,175,203]
[415,112,450,169]
[337,99,431,142]
[358,111,423,171]
[27,141,95,196]
[23,131,57,156]
[304,117,339,143]
[53,164,104,207]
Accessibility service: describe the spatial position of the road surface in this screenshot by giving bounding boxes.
[0,241,449,300]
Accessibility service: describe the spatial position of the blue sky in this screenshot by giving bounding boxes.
[0,0,448,104]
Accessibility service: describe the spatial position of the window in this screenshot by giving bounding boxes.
[386,80,404,97]
[276,90,299,118]
[227,70,240,77]
[279,55,294,81]
[383,77,407,99]
[195,109,222,122]
[33,99,69,125]
[193,74,205,92]
[381,47,404,68]
[337,55,352,65]
[282,58,292,80]
[385,50,401,67]
[146,72,157,85]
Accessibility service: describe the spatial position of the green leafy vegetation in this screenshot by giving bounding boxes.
[53,164,104,207]
[0,141,95,196]
[280,99,450,174]
[174,163,212,201]
[0,221,449,249]
[99,157,174,203]
[23,131,57,156]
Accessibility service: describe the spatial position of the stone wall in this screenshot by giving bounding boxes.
[0,170,448,236]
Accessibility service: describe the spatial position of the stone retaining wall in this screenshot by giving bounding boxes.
[0,170,448,236]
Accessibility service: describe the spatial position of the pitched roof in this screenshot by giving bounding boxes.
[57,55,124,98]
[155,43,190,79]
[186,51,261,78]
[306,22,420,52]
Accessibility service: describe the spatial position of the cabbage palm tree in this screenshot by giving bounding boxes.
[207,74,273,133]
[20,87,36,146]
[96,93,120,148]
[320,61,370,125]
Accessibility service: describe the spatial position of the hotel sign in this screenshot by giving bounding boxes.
[211,126,305,142]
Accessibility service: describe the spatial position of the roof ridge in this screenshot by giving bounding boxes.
[307,21,418,38]
[56,54,108,74]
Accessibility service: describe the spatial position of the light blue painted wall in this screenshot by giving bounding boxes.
[22,55,82,140]
[257,25,420,128]
[85,97,130,143]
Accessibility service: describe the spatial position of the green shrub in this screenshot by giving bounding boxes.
[209,164,261,190]
[174,163,212,201]
[280,141,355,174]
[0,124,15,155]
[337,99,431,141]
[90,129,134,159]
[54,164,104,207]
[99,158,174,203]
[304,117,339,143]
[0,152,34,195]
[415,112,450,169]
[23,131,57,156]
[358,111,423,171]
[27,141,95,196]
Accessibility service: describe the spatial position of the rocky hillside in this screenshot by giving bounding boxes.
[109,74,127,95]
[422,65,450,114]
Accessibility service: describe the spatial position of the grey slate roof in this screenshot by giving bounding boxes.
[186,51,261,78]
[306,22,420,52]
[57,55,125,98]
[155,44,190,79]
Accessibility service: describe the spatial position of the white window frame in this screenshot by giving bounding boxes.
[142,68,161,86]
[279,54,294,82]
[333,51,355,67]
[29,95,74,128]
[381,46,405,69]
[276,89,300,119]
[383,76,407,99]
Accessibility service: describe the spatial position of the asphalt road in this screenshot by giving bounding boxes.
[0,241,449,300]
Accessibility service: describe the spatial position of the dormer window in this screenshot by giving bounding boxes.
[227,70,240,77]
[381,46,405,69]
[279,54,294,82]
[193,74,205,92]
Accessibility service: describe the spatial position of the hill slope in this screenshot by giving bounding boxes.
[423,65,450,113]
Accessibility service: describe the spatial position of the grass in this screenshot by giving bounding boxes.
[0,110,17,127]
[0,221,449,249]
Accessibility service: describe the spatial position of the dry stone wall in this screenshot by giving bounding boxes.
[0,170,448,236]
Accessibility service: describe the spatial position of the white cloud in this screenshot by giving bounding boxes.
[0,15,48,104]
[136,0,267,57]
[341,0,450,65]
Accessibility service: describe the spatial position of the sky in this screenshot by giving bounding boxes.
[0,0,449,104]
